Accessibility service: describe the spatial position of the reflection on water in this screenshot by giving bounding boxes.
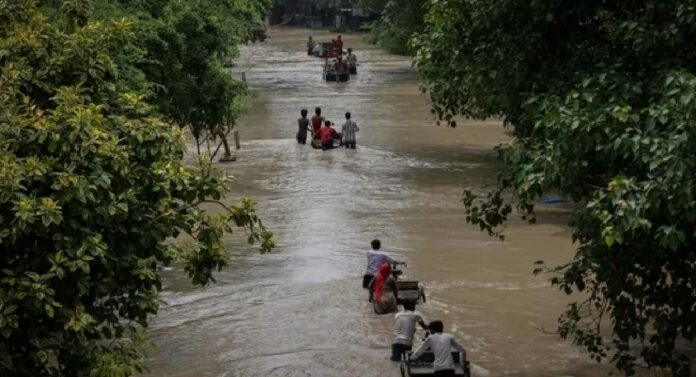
[145,28,653,377]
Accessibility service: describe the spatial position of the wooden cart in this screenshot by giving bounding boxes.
[400,352,470,377]
[395,280,426,306]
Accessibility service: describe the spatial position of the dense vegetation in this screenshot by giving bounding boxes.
[51,0,273,158]
[360,0,426,55]
[412,1,695,375]
[125,0,271,156]
[0,1,273,376]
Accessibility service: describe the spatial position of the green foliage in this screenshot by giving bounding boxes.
[138,0,270,149]
[361,0,427,55]
[0,2,273,376]
[67,0,273,152]
[414,1,696,375]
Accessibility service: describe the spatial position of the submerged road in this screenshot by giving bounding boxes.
[145,28,652,377]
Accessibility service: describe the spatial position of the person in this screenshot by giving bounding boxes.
[319,120,338,150]
[363,239,404,290]
[368,263,398,314]
[411,321,467,377]
[347,48,357,74]
[391,302,428,361]
[307,36,315,55]
[341,112,359,149]
[324,59,334,80]
[327,39,337,58]
[297,109,309,144]
[336,60,344,79]
[341,58,350,75]
[335,35,344,53]
[311,107,324,140]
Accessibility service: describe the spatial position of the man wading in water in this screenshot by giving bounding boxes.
[341,112,359,149]
[307,36,315,55]
[297,109,309,144]
[412,321,467,377]
[335,35,343,53]
[311,107,324,140]
[391,302,428,361]
[363,239,405,291]
[347,48,358,74]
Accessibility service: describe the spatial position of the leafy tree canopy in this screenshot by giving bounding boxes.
[361,0,427,55]
[132,0,271,152]
[414,1,695,376]
[0,1,273,376]
[40,0,272,155]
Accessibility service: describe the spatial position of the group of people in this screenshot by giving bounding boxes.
[307,35,358,76]
[326,52,351,77]
[296,107,359,150]
[364,239,467,376]
[307,35,347,56]
[326,49,357,77]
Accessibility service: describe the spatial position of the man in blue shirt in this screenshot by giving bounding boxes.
[341,112,359,149]
[363,239,405,289]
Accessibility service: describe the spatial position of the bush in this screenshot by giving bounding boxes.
[0,2,272,375]
[414,1,696,375]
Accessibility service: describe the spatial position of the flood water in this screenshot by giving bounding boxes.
[145,28,651,377]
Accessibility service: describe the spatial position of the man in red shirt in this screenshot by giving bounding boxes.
[310,107,324,139]
[335,35,343,54]
[319,120,339,150]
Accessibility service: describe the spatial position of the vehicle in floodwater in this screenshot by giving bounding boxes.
[396,280,426,306]
[311,42,350,59]
[401,351,470,377]
[324,70,350,82]
[324,60,350,82]
[368,265,427,307]
[310,134,342,149]
[311,42,334,58]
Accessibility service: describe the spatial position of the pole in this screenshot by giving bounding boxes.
[233,129,241,150]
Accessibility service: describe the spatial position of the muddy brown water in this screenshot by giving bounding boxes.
[145,28,656,377]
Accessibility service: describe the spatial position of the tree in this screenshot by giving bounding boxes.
[413,1,696,375]
[53,0,273,160]
[0,2,273,376]
[133,0,271,159]
[361,0,427,55]
[136,3,244,156]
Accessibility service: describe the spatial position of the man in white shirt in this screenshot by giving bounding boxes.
[391,302,428,361]
[411,321,467,376]
[347,48,358,73]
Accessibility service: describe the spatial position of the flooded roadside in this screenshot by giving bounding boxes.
[144,28,652,377]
